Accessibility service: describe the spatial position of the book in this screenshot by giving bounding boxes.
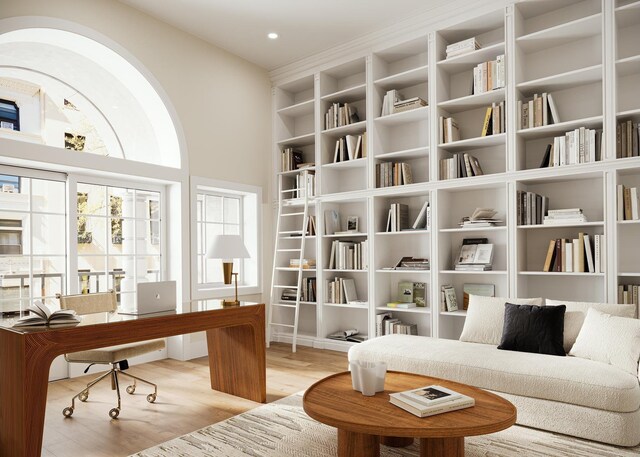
[443,286,458,312]
[376,312,393,337]
[324,210,340,235]
[389,392,475,417]
[480,107,493,136]
[394,281,413,303]
[13,301,80,327]
[547,93,560,124]
[473,244,494,264]
[412,201,430,229]
[399,385,462,407]
[413,282,426,307]
[542,239,556,272]
[342,279,358,303]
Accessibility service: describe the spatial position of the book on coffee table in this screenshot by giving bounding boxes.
[389,385,475,417]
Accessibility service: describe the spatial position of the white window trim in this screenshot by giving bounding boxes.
[190,176,262,300]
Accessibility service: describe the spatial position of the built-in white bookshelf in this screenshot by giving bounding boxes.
[270,0,640,351]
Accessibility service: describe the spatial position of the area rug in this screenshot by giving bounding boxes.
[131,393,640,457]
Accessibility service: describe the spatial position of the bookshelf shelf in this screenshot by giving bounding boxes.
[276,267,317,272]
[439,225,506,233]
[440,270,507,275]
[277,99,314,117]
[376,306,431,314]
[373,65,429,90]
[375,269,431,274]
[436,42,505,72]
[375,229,430,236]
[277,132,315,147]
[322,158,367,169]
[438,88,505,113]
[517,221,604,229]
[321,84,367,103]
[518,271,605,277]
[278,166,316,176]
[323,302,369,309]
[516,115,603,139]
[516,65,602,95]
[438,133,506,151]
[270,1,635,350]
[374,106,429,125]
[281,300,317,306]
[517,13,602,53]
[376,146,429,161]
[441,310,467,317]
[322,120,367,136]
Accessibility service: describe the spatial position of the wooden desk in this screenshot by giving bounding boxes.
[0,300,266,457]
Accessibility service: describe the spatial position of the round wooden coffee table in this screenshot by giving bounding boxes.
[303,371,516,457]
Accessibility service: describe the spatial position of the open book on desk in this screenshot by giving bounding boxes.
[12,300,80,327]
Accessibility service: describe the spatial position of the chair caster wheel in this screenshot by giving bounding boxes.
[79,391,89,402]
[126,385,136,394]
[109,408,120,419]
[147,393,157,403]
[62,407,74,418]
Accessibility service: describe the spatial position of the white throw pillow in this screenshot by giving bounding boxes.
[546,299,637,353]
[569,308,640,376]
[459,295,544,345]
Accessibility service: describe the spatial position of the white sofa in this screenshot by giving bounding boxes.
[348,297,640,447]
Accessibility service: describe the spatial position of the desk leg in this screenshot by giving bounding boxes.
[338,429,380,457]
[0,331,51,457]
[206,321,266,403]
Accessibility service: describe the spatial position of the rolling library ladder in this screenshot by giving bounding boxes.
[268,173,314,352]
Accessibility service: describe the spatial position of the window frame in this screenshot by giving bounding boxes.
[0,98,20,131]
[190,176,261,300]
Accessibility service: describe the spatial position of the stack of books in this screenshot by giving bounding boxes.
[288,258,316,269]
[617,120,639,158]
[472,54,505,94]
[516,191,549,226]
[543,208,587,225]
[328,240,368,270]
[324,102,360,130]
[439,116,460,143]
[327,328,365,343]
[386,280,426,310]
[455,243,494,271]
[459,208,501,228]
[446,37,481,59]
[440,153,484,180]
[393,97,427,114]
[376,161,413,187]
[389,385,475,417]
[518,93,559,130]
[618,185,640,220]
[281,148,303,172]
[386,256,430,271]
[542,233,604,273]
[381,90,427,116]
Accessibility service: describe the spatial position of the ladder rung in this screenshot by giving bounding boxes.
[270,323,295,328]
[279,230,303,234]
[277,248,301,252]
[281,189,301,193]
[272,303,297,308]
[282,212,304,217]
[273,285,295,289]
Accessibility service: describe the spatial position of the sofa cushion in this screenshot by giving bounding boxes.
[546,298,636,353]
[498,304,566,356]
[569,308,640,376]
[459,295,544,345]
[348,334,640,413]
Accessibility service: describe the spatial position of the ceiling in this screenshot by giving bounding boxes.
[118,0,450,71]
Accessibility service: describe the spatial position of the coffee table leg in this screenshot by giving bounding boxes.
[420,437,464,457]
[381,436,414,447]
[338,429,380,457]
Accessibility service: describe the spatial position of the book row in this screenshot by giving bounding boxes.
[617,120,640,159]
[324,102,360,130]
[380,89,427,117]
[618,284,639,306]
[617,185,640,221]
[328,239,369,270]
[325,277,362,305]
[385,201,430,232]
[480,102,505,136]
[518,92,559,130]
[539,128,602,168]
[439,153,484,180]
[332,134,367,163]
[472,54,505,95]
[375,161,414,188]
[292,170,315,198]
[542,234,605,273]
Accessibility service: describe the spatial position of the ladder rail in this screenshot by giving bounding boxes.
[267,175,284,347]
[292,189,309,352]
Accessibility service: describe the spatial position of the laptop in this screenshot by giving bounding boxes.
[122,281,177,315]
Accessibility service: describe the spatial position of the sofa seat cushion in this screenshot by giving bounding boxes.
[348,334,640,413]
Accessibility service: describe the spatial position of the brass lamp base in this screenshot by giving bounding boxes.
[221,261,240,306]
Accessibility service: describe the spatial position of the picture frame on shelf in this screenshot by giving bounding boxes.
[347,215,359,232]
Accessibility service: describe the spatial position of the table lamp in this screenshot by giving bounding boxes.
[206,234,250,306]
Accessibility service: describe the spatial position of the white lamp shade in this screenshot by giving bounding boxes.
[206,234,250,260]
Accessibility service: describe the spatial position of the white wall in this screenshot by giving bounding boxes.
[0,0,273,305]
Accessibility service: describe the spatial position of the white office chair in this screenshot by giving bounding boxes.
[57,290,165,419]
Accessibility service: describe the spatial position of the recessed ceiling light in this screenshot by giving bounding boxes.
[268,32,279,40]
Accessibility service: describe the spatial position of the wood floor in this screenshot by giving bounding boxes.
[42,343,347,457]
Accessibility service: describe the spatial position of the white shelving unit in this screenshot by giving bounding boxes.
[270,0,640,351]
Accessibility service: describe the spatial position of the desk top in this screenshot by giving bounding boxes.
[0,300,261,335]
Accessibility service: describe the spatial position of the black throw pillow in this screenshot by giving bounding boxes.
[497,303,566,356]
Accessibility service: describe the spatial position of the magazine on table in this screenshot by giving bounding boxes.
[399,385,463,407]
[389,385,475,417]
